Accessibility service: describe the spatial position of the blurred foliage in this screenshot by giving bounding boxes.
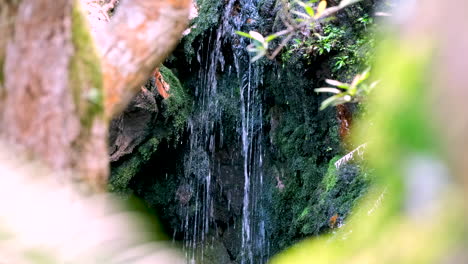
[270,27,467,264]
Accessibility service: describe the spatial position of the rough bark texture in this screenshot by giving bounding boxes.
[98,0,190,117]
[0,0,189,191]
[1,0,84,179]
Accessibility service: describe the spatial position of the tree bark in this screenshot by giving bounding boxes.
[0,0,189,191]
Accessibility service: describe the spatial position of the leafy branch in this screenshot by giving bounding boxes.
[315,68,378,110]
[236,0,362,62]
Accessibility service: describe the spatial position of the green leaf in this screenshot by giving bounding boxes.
[265,34,279,42]
[351,68,370,87]
[236,31,254,39]
[319,94,341,110]
[304,5,315,17]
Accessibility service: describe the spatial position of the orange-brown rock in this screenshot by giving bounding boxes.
[153,68,171,99]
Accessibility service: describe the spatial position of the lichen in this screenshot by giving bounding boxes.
[70,0,104,128]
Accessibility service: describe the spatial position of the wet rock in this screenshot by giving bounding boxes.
[221,220,242,260]
[214,148,244,221]
[109,86,158,162]
[202,237,234,264]
[176,183,193,205]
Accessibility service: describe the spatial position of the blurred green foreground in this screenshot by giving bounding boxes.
[271,1,468,263]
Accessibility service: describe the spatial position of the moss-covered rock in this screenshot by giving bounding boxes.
[160,65,192,139]
[109,66,192,194]
[183,0,224,59]
[109,137,160,194]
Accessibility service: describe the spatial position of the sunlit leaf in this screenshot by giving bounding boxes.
[369,80,380,89]
[314,0,327,19]
[325,79,349,89]
[249,31,265,42]
[351,69,370,88]
[339,0,362,8]
[314,87,342,94]
[266,34,279,42]
[319,94,341,110]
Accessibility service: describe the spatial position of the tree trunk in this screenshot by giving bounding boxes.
[0,0,189,191]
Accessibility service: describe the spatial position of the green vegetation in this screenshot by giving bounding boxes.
[70,1,104,128]
[237,0,367,62]
[110,66,191,193]
[183,0,224,60]
[322,156,340,191]
[271,19,466,264]
[315,68,378,110]
[109,137,160,193]
[160,66,192,140]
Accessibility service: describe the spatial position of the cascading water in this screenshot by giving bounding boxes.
[237,61,267,264]
[181,0,269,263]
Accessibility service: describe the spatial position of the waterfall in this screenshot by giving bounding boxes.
[238,61,266,264]
[182,0,268,263]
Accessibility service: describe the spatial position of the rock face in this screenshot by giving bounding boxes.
[109,68,174,162]
[109,86,158,162]
[108,66,191,193]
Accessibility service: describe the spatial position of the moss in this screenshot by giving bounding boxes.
[183,0,223,59]
[109,68,192,193]
[160,66,192,140]
[70,1,104,128]
[109,137,160,193]
[322,156,340,192]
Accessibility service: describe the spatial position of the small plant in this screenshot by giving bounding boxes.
[333,55,349,70]
[315,68,378,110]
[357,14,373,28]
[236,31,278,62]
[236,0,362,62]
